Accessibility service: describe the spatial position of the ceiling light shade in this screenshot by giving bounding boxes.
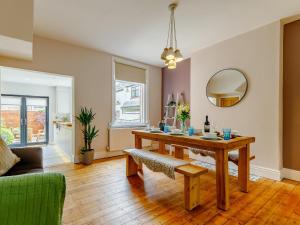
[161,3,183,69]
[161,48,168,60]
[166,47,175,60]
[168,60,176,69]
[174,49,183,62]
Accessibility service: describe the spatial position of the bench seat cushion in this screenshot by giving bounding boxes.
[124,149,189,179]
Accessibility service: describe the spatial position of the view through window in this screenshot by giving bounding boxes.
[114,80,145,126]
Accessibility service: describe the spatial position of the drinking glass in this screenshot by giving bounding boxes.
[164,125,170,133]
[223,128,231,140]
[188,127,194,136]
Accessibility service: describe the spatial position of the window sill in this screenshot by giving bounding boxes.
[109,123,148,129]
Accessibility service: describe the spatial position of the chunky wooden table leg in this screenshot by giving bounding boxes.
[174,145,184,159]
[158,141,166,154]
[134,135,143,170]
[215,149,229,210]
[238,144,250,192]
[135,135,142,149]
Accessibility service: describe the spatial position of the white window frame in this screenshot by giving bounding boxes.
[111,57,149,128]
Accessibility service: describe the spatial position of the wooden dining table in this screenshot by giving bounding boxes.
[132,130,255,210]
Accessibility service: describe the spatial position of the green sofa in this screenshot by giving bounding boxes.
[0,172,66,225]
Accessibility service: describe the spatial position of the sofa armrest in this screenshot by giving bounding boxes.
[11,147,43,169]
[0,173,66,225]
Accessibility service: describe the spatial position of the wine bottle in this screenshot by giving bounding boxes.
[204,115,210,133]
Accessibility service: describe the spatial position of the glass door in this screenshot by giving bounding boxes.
[26,97,49,145]
[0,96,22,146]
[0,95,49,146]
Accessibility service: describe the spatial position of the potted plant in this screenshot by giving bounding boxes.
[76,107,99,165]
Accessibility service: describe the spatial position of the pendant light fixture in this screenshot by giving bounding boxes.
[161,3,183,69]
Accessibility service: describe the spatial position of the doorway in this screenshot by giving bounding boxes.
[0,66,74,167]
[1,94,49,146]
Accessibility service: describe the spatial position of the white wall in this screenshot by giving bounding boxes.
[0,35,162,161]
[1,81,56,143]
[56,86,72,115]
[191,22,281,180]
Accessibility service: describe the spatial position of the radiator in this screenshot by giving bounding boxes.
[107,127,152,152]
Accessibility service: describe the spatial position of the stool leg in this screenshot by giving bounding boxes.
[126,155,138,176]
[184,175,200,210]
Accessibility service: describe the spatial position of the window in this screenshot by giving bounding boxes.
[112,60,147,127]
[131,86,140,98]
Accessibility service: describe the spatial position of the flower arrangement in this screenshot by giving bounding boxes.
[176,104,190,122]
[176,104,190,132]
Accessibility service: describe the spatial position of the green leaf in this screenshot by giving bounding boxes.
[76,107,99,151]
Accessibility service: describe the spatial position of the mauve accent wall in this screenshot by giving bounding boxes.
[162,58,191,116]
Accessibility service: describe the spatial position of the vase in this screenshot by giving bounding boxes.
[180,120,187,133]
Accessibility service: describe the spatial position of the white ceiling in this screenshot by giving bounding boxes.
[34,0,300,67]
[1,67,72,87]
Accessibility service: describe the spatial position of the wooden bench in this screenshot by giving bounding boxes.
[171,144,255,165]
[123,149,208,210]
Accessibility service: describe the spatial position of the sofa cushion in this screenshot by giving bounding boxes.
[5,168,43,176]
[0,138,20,176]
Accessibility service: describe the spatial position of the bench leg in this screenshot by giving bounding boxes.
[184,175,201,210]
[126,155,138,176]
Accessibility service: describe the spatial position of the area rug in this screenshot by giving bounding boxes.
[191,160,261,181]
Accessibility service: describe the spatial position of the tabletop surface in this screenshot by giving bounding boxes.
[132,130,255,150]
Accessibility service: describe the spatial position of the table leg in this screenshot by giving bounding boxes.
[238,144,250,193]
[134,135,143,170]
[135,135,142,149]
[174,145,184,159]
[158,141,166,154]
[215,149,229,210]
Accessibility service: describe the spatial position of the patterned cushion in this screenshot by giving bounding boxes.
[0,138,20,176]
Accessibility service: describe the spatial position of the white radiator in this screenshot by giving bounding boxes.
[107,127,152,152]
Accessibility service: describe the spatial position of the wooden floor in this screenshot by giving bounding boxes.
[46,156,300,225]
[43,144,72,167]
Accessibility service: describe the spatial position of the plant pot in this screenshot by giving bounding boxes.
[81,149,94,165]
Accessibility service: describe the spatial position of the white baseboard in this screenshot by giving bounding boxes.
[80,149,282,181]
[189,152,281,181]
[94,150,124,159]
[281,168,300,181]
[251,165,281,181]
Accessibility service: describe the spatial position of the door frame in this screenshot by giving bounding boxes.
[1,94,49,147]
[0,66,76,163]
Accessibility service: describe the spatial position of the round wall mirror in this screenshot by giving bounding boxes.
[206,69,248,107]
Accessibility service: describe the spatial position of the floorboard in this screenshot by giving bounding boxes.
[45,157,300,225]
